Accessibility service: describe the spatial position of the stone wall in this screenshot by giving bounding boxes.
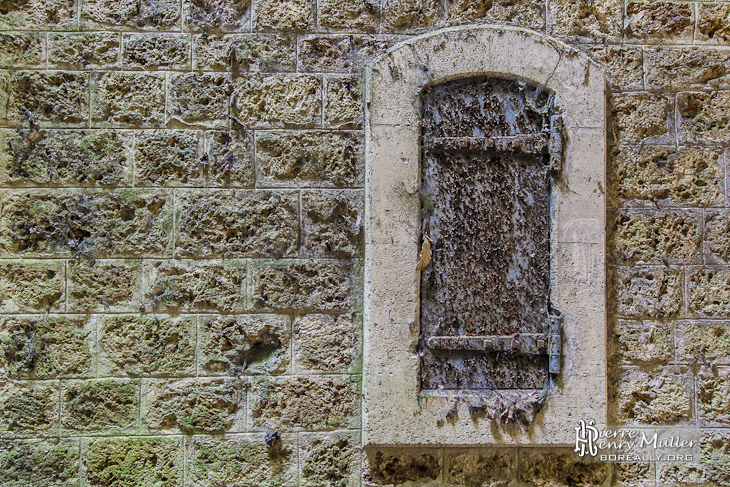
[0,0,728,485]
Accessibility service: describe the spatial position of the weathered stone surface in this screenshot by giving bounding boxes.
[587,45,643,90]
[615,368,691,424]
[122,33,190,70]
[91,72,165,128]
[68,259,141,312]
[658,461,714,487]
[613,146,723,205]
[0,260,65,312]
[204,127,255,187]
[302,190,364,258]
[698,372,730,425]
[299,35,397,73]
[613,462,655,487]
[0,380,58,437]
[62,379,139,434]
[705,211,730,262]
[193,34,296,72]
[0,129,132,187]
[294,314,358,373]
[318,0,378,32]
[0,439,80,487]
[85,437,183,487]
[175,190,298,258]
[250,376,359,430]
[199,314,290,376]
[232,74,321,128]
[134,130,203,186]
[0,315,94,378]
[612,320,672,364]
[697,4,730,44]
[168,73,231,129]
[145,259,246,313]
[0,190,173,257]
[701,431,730,485]
[518,452,608,486]
[256,130,363,187]
[689,268,730,317]
[301,431,361,487]
[645,48,730,89]
[0,0,76,30]
[616,267,683,319]
[0,71,89,127]
[444,449,513,487]
[325,76,363,129]
[188,434,297,487]
[677,322,730,365]
[0,32,44,68]
[447,0,544,30]
[98,315,195,377]
[614,211,699,264]
[142,378,244,434]
[48,32,120,69]
[254,0,313,31]
[184,0,250,33]
[81,0,180,30]
[252,260,357,312]
[625,1,694,42]
[548,0,621,42]
[363,448,441,485]
[611,93,673,145]
[381,0,439,32]
[678,91,730,145]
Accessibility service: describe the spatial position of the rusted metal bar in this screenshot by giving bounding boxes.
[424,134,550,155]
[427,334,549,355]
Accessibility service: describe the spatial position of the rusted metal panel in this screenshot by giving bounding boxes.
[418,77,561,392]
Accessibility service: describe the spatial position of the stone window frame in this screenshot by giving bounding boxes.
[363,25,607,446]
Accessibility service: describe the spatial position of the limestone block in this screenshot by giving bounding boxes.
[204,128,255,187]
[625,1,694,43]
[363,447,442,486]
[198,314,290,376]
[0,0,76,30]
[678,91,730,145]
[255,130,363,188]
[677,322,730,365]
[0,439,79,486]
[697,4,730,44]
[611,92,674,145]
[325,75,363,129]
[645,47,730,89]
[184,0,250,32]
[616,266,683,319]
[318,0,379,32]
[0,129,132,187]
[231,74,321,128]
[0,260,65,312]
[167,73,232,129]
[613,210,701,265]
[48,32,120,69]
[85,437,183,487]
[444,448,515,487]
[301,189,364,259]
[91,72,165,128]
[614,367,692,425]
[134,129,203,186]
[98,315,196,377]
[612,320,673,364]
[518,451,609,486]
[0,32,45,68]
[698,371,730,426]
[141,377,245,434]
[299,35,397,73]
[174,189,298,258]
[548,0,622,42]
[689,267,730,317]
[81,0,180,30]
[250,376,360,431]
[61,379,139,435]
[300,431,361,487]
[0,315,94,378]
[193,33,296,72]
[587,45,644,90]
[381,0,439,32]
[254,0,314,31]
[122,33,190,70]
[68,259,142,313]
[294,313,360,374]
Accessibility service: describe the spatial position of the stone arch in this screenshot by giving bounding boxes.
[363,25,606,446]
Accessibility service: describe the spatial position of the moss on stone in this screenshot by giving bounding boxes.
[62,379,138,434]
[0,439,79,486]
[86,437,182,487]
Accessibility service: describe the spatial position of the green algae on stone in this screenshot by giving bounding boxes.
[199,314,290,376]
[62,379,139,435]
[0,439,80,487]
[0,260,64,312]
[0,0,76,30]
[145,259,247,312]
[250,376,359,430]
[188,434,297,487]
[0,315,93,378]
[142,378,243,434]
[253,259,358,312]
[300,431,361,487]
[98,315,195,377]
[85,436,183,487]
[0,380,59,438]
[68,259,142,312]
[256,130,363,188]
[1,129,131,186]
[175,189,298,258]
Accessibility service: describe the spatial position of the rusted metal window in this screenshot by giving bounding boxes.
[419,77,562,392]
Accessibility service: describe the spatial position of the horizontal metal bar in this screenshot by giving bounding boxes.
[424,134,550,155]
[426,334,551,355]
